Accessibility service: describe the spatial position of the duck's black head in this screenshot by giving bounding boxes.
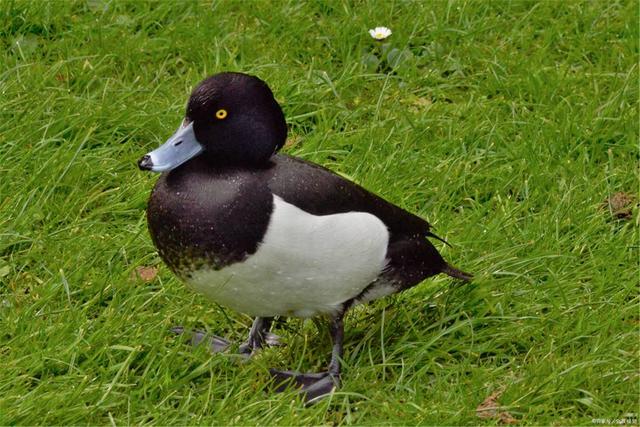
[138,72,287,172]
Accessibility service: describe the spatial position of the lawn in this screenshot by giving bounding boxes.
[0,1,638,425]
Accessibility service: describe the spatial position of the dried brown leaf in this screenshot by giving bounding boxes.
[601,191,637,220]
[476,387,518,425]
[131,266,158,283]
[498,412,518,425]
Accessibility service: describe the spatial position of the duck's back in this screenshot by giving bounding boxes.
[267,154,432,240]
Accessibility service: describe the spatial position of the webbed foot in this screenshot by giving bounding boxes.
[171,326,231,353]
[269,369,339,403]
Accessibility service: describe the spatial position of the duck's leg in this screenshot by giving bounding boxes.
[270,311,345,403]
[239,317,280,355]
[172,316,280,355]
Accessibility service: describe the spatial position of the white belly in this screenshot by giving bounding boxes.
[186,195,390,317]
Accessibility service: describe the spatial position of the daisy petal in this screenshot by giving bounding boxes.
[369,26,392,40]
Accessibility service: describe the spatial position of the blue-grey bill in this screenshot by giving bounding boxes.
[142,122,203,172]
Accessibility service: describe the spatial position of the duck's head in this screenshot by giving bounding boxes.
[138,72,287,172]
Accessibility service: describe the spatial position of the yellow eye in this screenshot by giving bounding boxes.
[215,109,228,120]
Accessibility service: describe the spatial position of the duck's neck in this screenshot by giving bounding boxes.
[181,153,277,173]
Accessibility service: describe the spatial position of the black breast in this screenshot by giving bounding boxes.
[147,157,273,277]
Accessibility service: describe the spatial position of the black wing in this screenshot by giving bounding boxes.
[266,154,434,241]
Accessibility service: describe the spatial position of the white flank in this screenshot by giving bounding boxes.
[187,195,390,317]
[354,281,397,304]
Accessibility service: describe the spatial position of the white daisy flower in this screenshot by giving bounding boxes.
[369,26,392,41]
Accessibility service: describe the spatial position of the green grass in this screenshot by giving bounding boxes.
[0,0,638,425]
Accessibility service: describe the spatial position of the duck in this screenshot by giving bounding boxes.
[138,72,471,402]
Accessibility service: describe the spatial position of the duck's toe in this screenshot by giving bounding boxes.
[264,331,283,347]
[238,331,283,356]
[269,369,339,403]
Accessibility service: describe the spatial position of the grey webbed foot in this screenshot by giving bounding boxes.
[269,369,339,403]
[170,326,231,353]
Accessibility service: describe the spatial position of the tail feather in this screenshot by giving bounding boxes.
[426,231,452,247]
[442,263,473,282]
[425,230,471,282]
